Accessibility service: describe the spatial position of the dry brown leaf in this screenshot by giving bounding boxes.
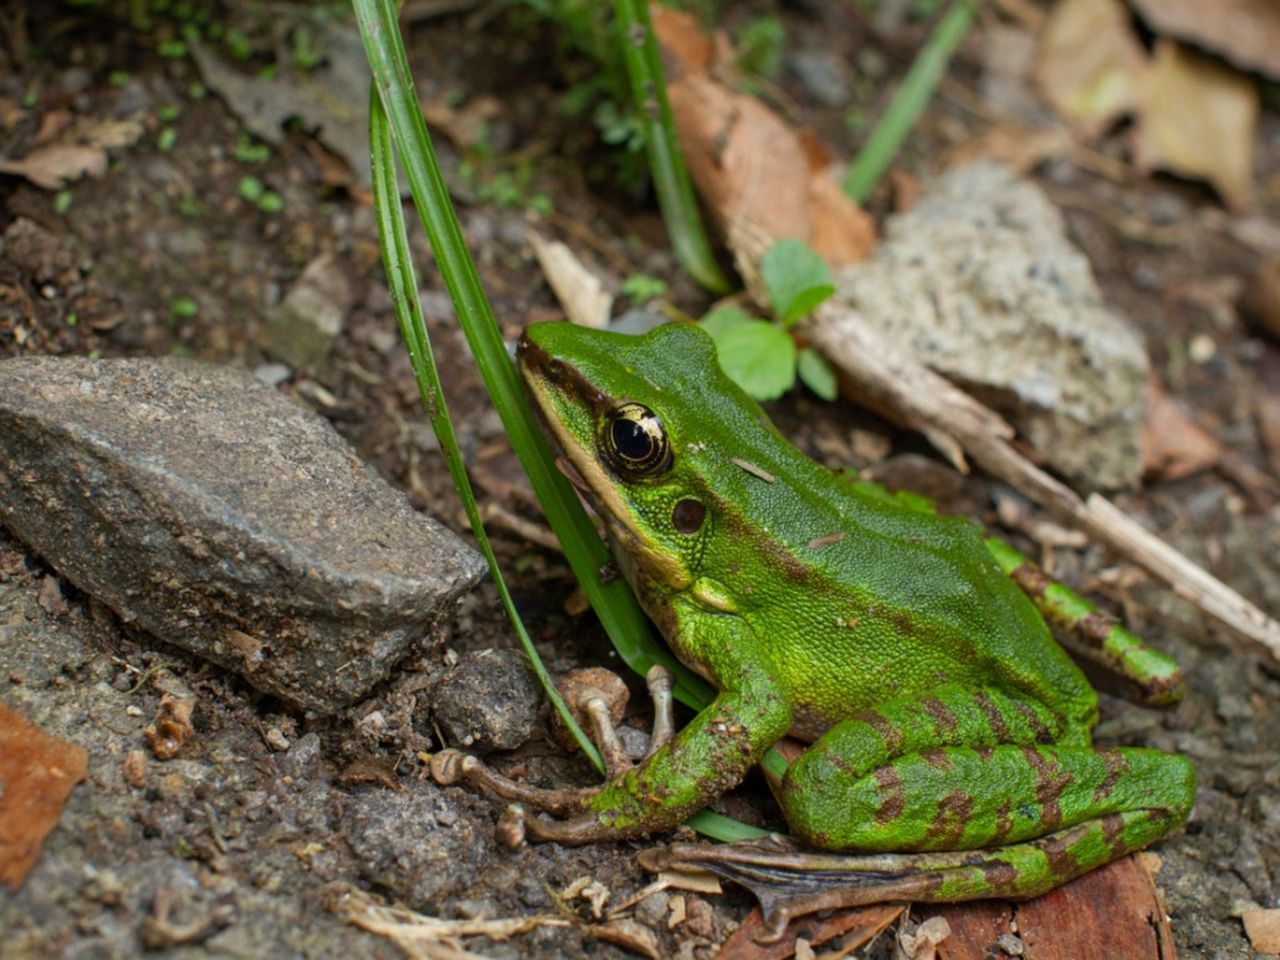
[1141,375,1224,480]
[1242,909,1280,954]
[1129,0,1280,81]
[529,231,613,329]
[653,8,874,268]
[934,856,1173,960]
[0,143,107,189]
[1133,40,1257,212]
[650,5,715,75]
[1256,351,1280,475]
[947,124,1074,176]
[0,703,88,889]
[718,904,902,960]
[423,94,501,151]
[1245,255,1280,341]
[1035,0,1148,136]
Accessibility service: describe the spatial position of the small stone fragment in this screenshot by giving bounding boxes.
[265,253,354,368]
[122,749,148,789]
[263,727,290,752]
[342,782,489,907]
[279,732,321,781]
[833,162,1149,489]
[428,649,541,753]
[144,695,195,760]
[0,357,486,713]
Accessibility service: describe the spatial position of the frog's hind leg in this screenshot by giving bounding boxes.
[648,804,1184,943]
[983,537,1184,707]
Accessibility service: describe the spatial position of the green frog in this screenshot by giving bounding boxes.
[432,320,1194,935]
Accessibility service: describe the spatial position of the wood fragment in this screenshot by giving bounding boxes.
[529,231,613,330]
[1241,909,1280,954]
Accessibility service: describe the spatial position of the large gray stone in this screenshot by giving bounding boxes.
[0,357,485,713]
[834,162,1148,489]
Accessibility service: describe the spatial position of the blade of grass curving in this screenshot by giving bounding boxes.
[842,0,979,202]
[353,0,713,715]
[370,89,602,771]
[611,0,731,294]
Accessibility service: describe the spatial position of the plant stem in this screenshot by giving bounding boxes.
[612,0,732,294]
[843,0,979,203]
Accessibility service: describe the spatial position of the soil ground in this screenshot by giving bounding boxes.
[1,2,1278,958]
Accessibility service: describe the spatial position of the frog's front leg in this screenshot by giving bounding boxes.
[435,615,793,844]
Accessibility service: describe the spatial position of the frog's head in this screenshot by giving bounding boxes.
[518,321,763,593]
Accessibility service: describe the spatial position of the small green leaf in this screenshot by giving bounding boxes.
[699,304,754,338]
[621,273,668,303]
[708,318,796,401]
[762,238,835,327]
[797,347,838,401]
[237,175,264,201]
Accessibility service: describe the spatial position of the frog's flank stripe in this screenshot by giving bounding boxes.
[983,537,1185,707]
[873,767,906,825]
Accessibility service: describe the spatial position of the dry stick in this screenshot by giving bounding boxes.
[806,302,1280,660]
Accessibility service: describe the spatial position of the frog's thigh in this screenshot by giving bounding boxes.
[783,684,1063,800]
[782,743,1193,853]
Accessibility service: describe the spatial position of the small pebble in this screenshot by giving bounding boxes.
[264,727,290,751]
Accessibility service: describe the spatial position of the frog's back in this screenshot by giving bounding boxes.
[709,452,1094,733]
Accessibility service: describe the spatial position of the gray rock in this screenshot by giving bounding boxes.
[342,782,489,907]
[280,732,322,781]
[833,162,1149,489]
[429,648,541,753]
[0,357,486,713]
[788,49,853,108]
[266,253,353,369]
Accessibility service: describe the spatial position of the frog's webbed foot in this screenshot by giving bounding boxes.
[430,665,678,844]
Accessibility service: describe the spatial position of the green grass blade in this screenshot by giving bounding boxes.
[843,0,979,202]
[352,0,713,714]
[369,88,603,771]
[611,0,731,294]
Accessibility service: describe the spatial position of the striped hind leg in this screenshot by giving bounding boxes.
[984,537,1184,707]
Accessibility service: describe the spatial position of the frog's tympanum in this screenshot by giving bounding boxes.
[433,321,1195,937]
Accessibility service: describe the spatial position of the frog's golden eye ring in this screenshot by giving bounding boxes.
[602,403,671,478]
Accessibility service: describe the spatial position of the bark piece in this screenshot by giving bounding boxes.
[0,357,486,713]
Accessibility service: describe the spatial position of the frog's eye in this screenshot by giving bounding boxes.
[603,403,671,478]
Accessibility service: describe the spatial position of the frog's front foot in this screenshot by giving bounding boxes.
[429,665,678,845]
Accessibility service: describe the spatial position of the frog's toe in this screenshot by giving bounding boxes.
[518,808,612,845]
[428,749,594,816]
[645,665,675,755]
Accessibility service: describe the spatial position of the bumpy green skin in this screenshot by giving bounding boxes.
[517,321,1195,900]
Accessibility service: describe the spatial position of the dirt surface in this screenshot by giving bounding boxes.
[1,2,1278,958]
